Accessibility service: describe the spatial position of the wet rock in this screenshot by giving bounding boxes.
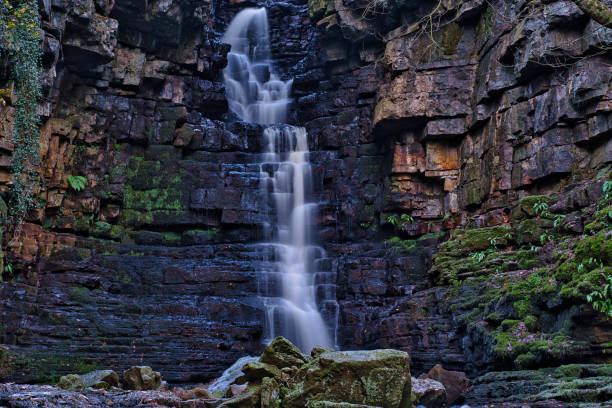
[410,377,446,408]
[123,366,162,390]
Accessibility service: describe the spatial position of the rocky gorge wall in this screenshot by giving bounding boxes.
[0,0,610,388]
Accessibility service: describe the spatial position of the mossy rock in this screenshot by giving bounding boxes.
[283,349,411,408]
[81,369,119,389]
[260,337,307,369]
[218,388,261,408]
[519,195,555,218]
[58,374,85,390]
[444,226,512,253]
[517,218,551,245]
[242,361,281,381]
[260,377,281,408]
[122,366,161,390]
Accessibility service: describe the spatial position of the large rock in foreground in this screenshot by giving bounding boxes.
[283,349,412,408]
[123,366,162,390]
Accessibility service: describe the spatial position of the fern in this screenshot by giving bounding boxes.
[587,275,612,320]
[67,175,87,192]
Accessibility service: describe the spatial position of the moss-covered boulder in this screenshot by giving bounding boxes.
[218,388,260,408]
[518,195,555,218]
[260,337,308,369]
[283,349,411,408]
[242,361,281,382]
[57,374,85,390]
[122,366,161,390]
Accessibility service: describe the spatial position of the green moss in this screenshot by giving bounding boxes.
[518,195,555,218]
[92,221,111,235]
[385,237,417,253]
[1,349,101,384]
[515,352,537,369]
[440,23,463,55]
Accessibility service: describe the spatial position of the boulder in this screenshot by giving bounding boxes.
[123,366,162,390]
[410,377,446,408]
[260,337,308,369]
[419,365,470,406]
[57,374,85,391]
[241,361,281,381]
[81,369,119,389]
[283,349,411,408]
[218,388,260,408]
[259,377,281,408]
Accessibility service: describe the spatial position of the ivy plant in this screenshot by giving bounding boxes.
[1,0,42,223]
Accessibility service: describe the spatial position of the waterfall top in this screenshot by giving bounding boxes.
[222,8,293,125]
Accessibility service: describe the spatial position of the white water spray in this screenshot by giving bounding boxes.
[222,8,337,353]
[222,8,292,124]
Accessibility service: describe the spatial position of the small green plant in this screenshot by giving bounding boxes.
[533,200,549,217]
[386,213,414,230]
[488,237,498,251]
[67,175,87,192]
[442,213,452,222]
[386,214,398,226]
[471,251,486,263]
[359,222,371,229]
[4,263,13,275]
[401,214,414,225]
[587,274,612,320]
[603,180,612,200]
[539,233,551,245]
[553,214,566,228]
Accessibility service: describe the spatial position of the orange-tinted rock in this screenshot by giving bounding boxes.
[420,365,471,406]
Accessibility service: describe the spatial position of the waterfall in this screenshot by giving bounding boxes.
[222,8,337,353]
[222,7,292,125]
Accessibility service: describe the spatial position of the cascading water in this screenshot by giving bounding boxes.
[222,7,292,125]
[222,8,338,353]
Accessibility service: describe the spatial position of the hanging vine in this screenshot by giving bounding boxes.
[0,0,42,224]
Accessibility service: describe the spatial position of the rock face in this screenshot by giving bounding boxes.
[0,0,610,400]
